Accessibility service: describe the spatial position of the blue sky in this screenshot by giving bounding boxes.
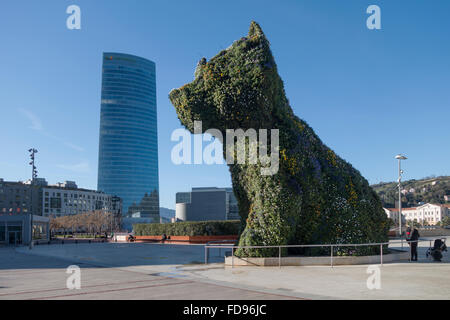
[0,0,449,209]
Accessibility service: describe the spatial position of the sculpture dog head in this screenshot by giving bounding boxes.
[169,21,288,133]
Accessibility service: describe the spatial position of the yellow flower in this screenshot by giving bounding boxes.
[327,150,337,167]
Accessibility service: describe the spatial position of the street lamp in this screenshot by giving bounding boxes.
[395,154,407,242]
[29,148,38,180]
[28,148,38,249]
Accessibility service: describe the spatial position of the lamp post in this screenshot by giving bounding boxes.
[395,154,407,242]
[28,148,38,249]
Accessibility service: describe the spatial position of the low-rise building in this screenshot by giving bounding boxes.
[383,207,407,224]
[175,187,239,222]
[384,203,450,225]
[0,214,49,246]
[42,181,122,217]
[0,178,122,218]
[0,178,45,215]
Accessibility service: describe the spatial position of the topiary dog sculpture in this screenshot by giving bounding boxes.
[169,22,389,257]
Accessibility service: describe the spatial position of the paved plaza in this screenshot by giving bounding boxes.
[0,238,449,300]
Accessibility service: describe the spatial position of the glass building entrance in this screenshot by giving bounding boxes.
[0,215,49,246]
[8,230,22,245]
[7,225,22,245]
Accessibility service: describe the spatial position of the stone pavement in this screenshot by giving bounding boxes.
[178,238,450,299]
[0,246,299,300]
[1,237,449,300]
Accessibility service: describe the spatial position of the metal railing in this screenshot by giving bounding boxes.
[204,237,447,268]
[204,240,238,264]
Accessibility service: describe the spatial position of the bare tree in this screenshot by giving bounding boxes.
[49,210,121,239]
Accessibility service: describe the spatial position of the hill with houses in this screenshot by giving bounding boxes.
[371,176,450,208]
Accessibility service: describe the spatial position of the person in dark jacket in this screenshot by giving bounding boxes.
[406,227,412,241]
[409,227,420,261]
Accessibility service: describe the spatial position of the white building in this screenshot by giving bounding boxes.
[384,203,450,225]
[383,207,408,224]
[42,181,122,217]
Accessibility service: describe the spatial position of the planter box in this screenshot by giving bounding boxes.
[135,235,238,244]
[225,249,410,266]
[113,234,129,242]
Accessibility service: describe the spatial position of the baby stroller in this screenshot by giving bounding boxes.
[426,238,447,262]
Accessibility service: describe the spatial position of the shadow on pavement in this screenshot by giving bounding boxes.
[0,242,230,270]
[2,237,449,271]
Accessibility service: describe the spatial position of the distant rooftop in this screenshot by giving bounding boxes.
[1,178,107,194]
[191,187,233,192]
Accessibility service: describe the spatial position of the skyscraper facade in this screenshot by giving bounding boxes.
[97,53,159,219]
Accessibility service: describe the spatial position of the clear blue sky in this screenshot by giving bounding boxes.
[0,0,449,209]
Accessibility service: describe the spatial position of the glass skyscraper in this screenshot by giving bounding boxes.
[97,52,159,219]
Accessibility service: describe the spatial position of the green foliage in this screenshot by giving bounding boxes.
[169,21,390,257]
[372,176,450,208]
[441,217,450,227]
[133,220,241,236]
[388,218,395,228]
[408,219,422,228]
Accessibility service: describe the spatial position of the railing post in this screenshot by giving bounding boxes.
[232,247,234,269]
[205,245,208,264]
[279,246,281,268]
[330,245,333,268]
[380,243,383,266]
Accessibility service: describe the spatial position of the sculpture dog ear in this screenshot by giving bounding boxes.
[248,21,265,38]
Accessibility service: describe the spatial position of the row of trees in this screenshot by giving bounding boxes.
[49,211,121,238]
[438,216,450,227]
[389,216,450,228]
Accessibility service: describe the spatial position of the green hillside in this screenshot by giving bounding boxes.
[371,176,450,208]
